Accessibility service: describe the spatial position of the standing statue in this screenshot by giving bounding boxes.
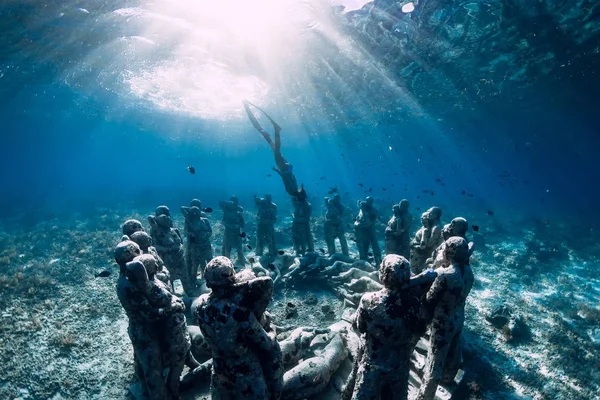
[354,197,382,266]
[416,237,474,400]
[195,257,283,399]
[324,194,349,256]
[219,196,247,267]
[384,199,412,258]
[352,254,436,400]
[181,199,213,282]
[410,207,442,274]
[291,188,314,256]
[115,238,168,400]
[148,206,198,296]
[254,194,278,257]
[125,256,193,400]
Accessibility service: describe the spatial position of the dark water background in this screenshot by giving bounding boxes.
[1,0,599,227]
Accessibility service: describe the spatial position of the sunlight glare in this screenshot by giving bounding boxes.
[119,0,293,120]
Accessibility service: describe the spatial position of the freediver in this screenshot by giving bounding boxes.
[243,100,299,197]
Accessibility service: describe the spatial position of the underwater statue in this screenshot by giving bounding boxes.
[324,194,350,256]
[427,217,474,269]
[125,256,194,400]
[416,237,474,400]
[115,238,168,400]
[282,333,348,400]
[352,255,437,400]
[354,197,382,266]
[129,230,172,289]
[122,219,144,237]
[218,196,247,267]
[410,207,442,274]
[195,257,283,400]
[254,194,278,257]
[148,206,198,296]
[384,199,412,258]
[181,200,213,282]
[291,188,314,256]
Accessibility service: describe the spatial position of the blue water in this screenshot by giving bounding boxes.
[1,0,599,224]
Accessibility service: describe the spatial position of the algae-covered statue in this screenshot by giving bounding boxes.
[291,188,314,256]
[254,194,278,257]
[416,237,474,400]
[148,206,198,296]
[410,207,442,274]
[324,194,349,256]
[384,199,412,258]
[426,217,474,269]
[195,257,283,399]
[219,196,247,267]
[115,238,168,400]
[352,255,436,400]
[354,197,382,266]
[181,200,213,282]
[125,256,194,400]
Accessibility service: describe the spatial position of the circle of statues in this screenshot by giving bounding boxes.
[114,105,475,400]
[115,196,475,400]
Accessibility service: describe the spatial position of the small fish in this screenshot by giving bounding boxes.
[203,207,213,213]
[487,210,494,216]
[266,174,272,177]
[472,225,480,232]
[320,176,325,180]
[240,232,247,238]
[358,183,364,187]
[461,190,466,195]
[416,195,420,199]
[431,191,434,196]
[416,207,421,210]
[435,178,442,182]
[187,165,196,174]
[318,248,326,254]
[368,187,373,193]
[246,244,252,250]
[95,270,111,278]
[278,250,285,255]
[328,187,338,194]
[248,257,255,263]
[267,263,276,270]
[382,188,387,191]
[468,193,474,197]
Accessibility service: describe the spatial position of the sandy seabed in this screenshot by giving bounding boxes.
[1,207,599,400]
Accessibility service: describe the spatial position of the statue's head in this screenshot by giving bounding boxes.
[122,219,143,237]
[379,254,411,289]
[399,199,409,212]
[204,256,236,289]
[155,205,171,217]
[265,194,272,203]
[130,231,152,250]
[115,240,142,267]
[443,237,470,265]
[449,217,469,237]
[366,196,374,205]
[190,198,202,208]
